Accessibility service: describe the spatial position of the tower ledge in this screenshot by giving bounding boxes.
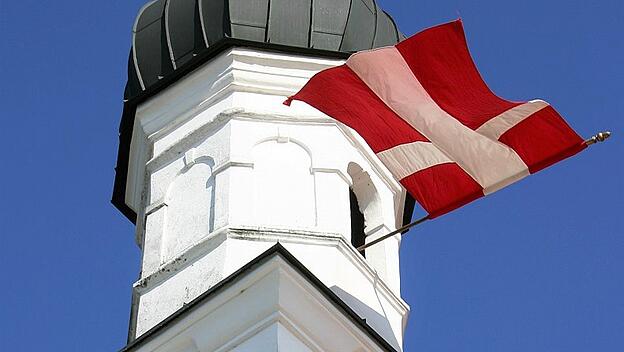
[122,244,400,352]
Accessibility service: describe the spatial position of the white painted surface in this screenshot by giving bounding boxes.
[163,161,215,263]
[251,139,316,228]
[126,256,394,352]
[124,48,410,350]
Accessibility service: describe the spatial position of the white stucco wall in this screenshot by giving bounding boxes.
[125,48,410,350]
[126,255,396,352]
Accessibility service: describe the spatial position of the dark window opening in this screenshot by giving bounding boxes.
[350,188,366,258]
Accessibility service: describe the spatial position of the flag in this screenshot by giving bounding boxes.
[285,19,587,219]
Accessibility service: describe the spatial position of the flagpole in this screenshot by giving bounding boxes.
[357,215,429,252]
[357,131,611,253]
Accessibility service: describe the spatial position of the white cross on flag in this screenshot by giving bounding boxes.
[286,20,587,219]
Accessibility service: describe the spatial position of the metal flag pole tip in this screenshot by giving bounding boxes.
[585,131,611,146]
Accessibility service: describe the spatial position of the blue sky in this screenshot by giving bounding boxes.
[1,1,622,351]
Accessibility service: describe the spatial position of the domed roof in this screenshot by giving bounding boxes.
[114,0,413,223]
[125,0,404,99]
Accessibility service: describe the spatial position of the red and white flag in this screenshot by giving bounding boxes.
[286,20,586,219]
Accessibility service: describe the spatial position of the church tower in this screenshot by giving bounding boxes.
[113,1,413,351]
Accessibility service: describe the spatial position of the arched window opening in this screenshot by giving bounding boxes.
[347,162,383,258]
[350,188,366,258]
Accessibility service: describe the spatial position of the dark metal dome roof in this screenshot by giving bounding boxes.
[114,0,414,224]
[125,0,404,100]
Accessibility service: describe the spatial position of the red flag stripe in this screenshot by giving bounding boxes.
[401,163,483,218]
[346,46,529,194]
[395,20,586,174]
[475,100,550,140]
[396,19,522,131]
[286,65,429,153]
[287,20,587,219]
[499,105,587,174]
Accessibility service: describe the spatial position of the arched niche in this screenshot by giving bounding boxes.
[347,162,383,254]
[163,158,215,263]
[251,139,316,229]
[349,187,366,257]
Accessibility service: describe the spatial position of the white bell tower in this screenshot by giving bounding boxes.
[114,1,411,351]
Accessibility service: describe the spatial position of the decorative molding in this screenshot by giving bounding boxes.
[136,48,343,138]
[142,108,402,198]
[133,226,408,315]
[126,46,405,216]
[126,121,150,213]
[212,311,324,352]
[183,148,196,167]
[144,113,230,174]
[124,248,400,351]
[212,160,254,176]
[134,228,229,291]
[365,223,388,237]
[310,167,352,186]
[145,200,167,217]
[212,312,284,352]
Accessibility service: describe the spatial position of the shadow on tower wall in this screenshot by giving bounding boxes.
[330,285,401,350]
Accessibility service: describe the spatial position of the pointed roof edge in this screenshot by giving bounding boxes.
[119,243,399,352]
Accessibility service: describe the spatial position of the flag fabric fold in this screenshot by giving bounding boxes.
[285,19,586,219]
